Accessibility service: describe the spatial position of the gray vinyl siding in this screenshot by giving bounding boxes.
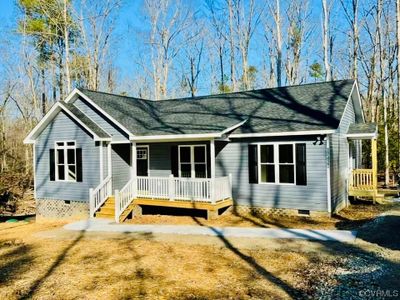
[215,136,329,211]
[330,96,356,212]
[111,144,131,190]
[74,97,129,141]
[148,143,172,177]
[35,111,100,202]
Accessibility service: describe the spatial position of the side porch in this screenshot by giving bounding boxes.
[347,123,381,202]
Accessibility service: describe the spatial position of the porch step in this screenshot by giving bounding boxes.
[95,212,114,219]
[95,196,115,219]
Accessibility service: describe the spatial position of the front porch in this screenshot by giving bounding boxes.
[89,164,233,223]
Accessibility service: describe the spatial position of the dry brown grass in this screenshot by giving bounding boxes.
[125,200,397,230]
[0,202,399,299]
[0,221,317,299]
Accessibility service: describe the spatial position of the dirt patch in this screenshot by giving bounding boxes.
[125,201,399,230]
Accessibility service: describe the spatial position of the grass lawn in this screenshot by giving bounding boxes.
[0,202,399,299]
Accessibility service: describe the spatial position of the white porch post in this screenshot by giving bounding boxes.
[210,139,216,203]
[107,142,112,176]
[89,188,94,218]
[99,141,104,180]
[131,142,137,198]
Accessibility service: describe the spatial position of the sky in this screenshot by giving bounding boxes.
[0,0,341,96]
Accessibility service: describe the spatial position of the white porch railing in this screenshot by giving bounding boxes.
[138,174,232,203]
[214,176,233,201]
[89,175,112,217]
[115,178,136,223]
[137,176,170,199]
[114,174,232,223]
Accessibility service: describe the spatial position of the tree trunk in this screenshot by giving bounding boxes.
[322,0,331,81]
[275,0,282,87]
[228,0,237,91]
[63,0,71,94]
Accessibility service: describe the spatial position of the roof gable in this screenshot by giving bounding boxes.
[24,102,111,144]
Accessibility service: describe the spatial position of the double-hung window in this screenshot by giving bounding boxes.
[178,145,207,178]
[259,143,296,184]
[55,141,77,181]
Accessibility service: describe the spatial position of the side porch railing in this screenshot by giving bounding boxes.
[89,175,112,217]
[114,174,232,223]
[349,169,375,191]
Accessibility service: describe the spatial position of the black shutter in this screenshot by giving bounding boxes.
[49,149,55,181]
[76,148,83,182]
[248,144,258,183]
[171,145,178,177]
[296,143,307,185]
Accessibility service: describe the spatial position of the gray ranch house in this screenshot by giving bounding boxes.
[24,80,378,222]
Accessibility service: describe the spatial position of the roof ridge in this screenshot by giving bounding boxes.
[79,79,354,102]
[78,88,153,102]
[159,79,355,102]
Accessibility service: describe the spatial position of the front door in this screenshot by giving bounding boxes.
[137,146,149,176]
[178,145,207,178]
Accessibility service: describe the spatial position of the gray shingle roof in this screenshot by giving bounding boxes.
[347,123,377,135]
[78,79,355,136]
[62,102,110,138]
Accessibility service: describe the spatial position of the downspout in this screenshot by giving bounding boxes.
[326,135,332,215]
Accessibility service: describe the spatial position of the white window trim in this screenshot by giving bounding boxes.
[256,142,296,185]
[55,140,77,182]
[178,144,207,178]
[136,145,150,176]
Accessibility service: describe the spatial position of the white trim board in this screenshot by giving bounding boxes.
[229,129,335,138]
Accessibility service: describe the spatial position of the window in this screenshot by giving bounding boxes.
[137,148,148,160]
[178,145,207,178]
[278,144,295,183]
[55,141,77,182]
[137,146,149,177]
[258,143,295,184]
[260,145,275,183]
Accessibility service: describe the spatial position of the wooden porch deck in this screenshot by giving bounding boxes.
[133,197,233,220]
[91,175,234,222]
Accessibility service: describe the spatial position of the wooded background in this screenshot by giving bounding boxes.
[0,0,399,202]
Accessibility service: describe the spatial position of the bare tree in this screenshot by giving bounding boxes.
[142,0,194,99]
[76,0,121,90]
[227,0,237,91]
[273,0,283,87]
[235,0,263,90]
[285,0,311,85]
[340,0,359,79]
[182,38,204,97]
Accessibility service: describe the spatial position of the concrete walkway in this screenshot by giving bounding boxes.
[63,219,357,242]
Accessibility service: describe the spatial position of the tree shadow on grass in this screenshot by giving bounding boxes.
[0,240,33,285]
[17,227,87,300]
[190,216,305,299]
